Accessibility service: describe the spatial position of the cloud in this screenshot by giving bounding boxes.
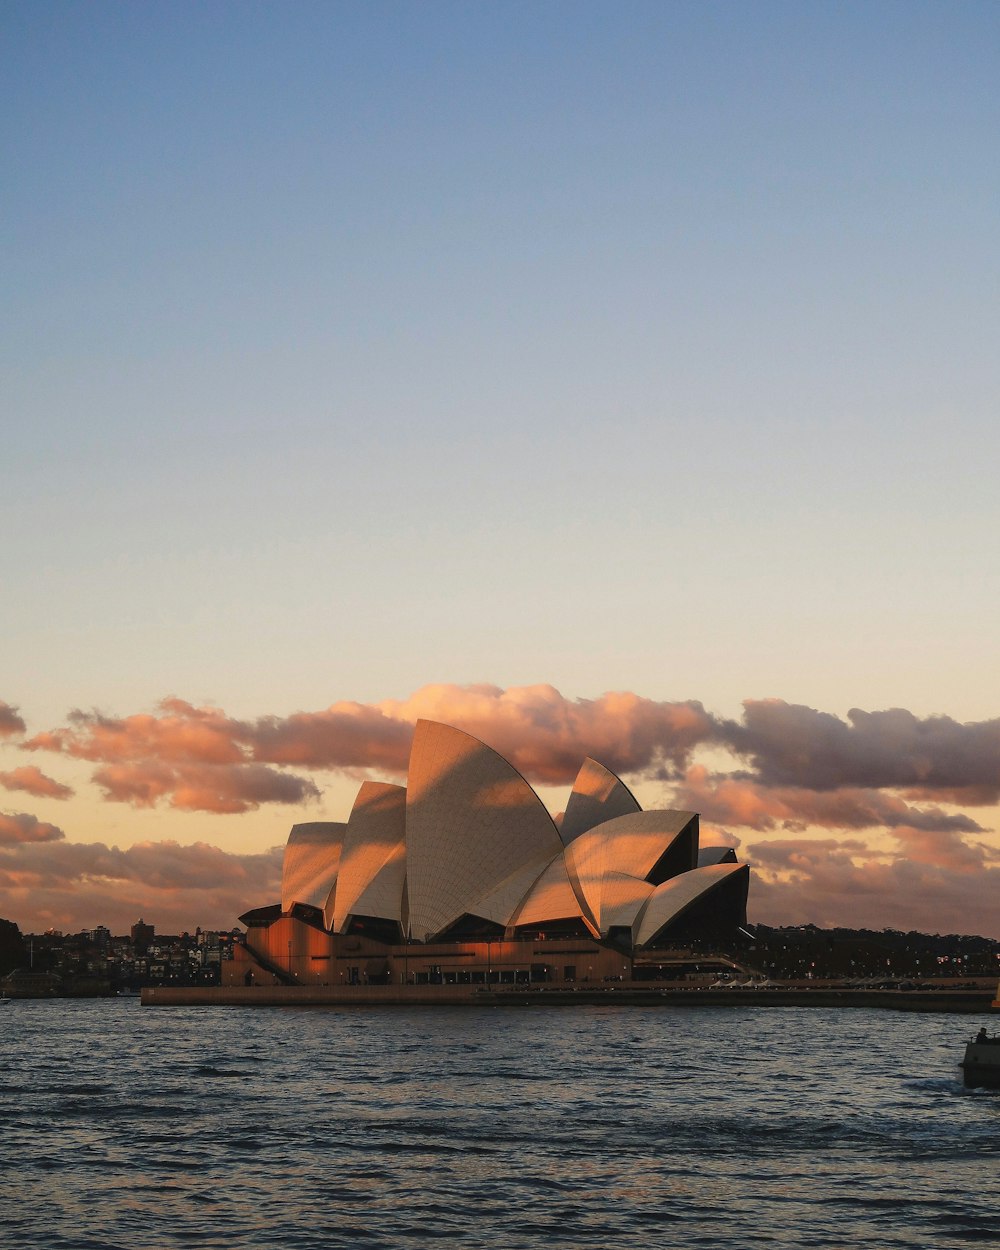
[0,702,26,738]
[91,761,321,814]
[28,688,1000,801]
[245,700,416,772]
[721,700,1000,800]
[0,765,74,801]
[6,680,1000,937]
[16,686,1000,937]
[29,701,244,764]
[744,836,1000,936]
[0,811,66,845]
[0,837,283,934]
[24,699,323,813]
[887,826,997,874]
[25,685,719,786]
[246,684,719,782]
[673,766,984,834]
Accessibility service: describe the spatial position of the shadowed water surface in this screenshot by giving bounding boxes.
[1,1000,996,1248]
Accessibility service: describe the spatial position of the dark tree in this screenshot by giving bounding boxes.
[0,918,26,977]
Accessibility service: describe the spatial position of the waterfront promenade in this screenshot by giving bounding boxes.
[142,981,998,1012]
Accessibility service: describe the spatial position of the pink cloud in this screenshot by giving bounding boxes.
[672,766,984,833]
[0,701,26,738]
[28,688,1000,801]
[0,765,74,801]
[248,684,718,782]
[246,700,415,772]
[25,685,719,786]
[0,837,282,934]
[91,761,321,815]
[32,701,244,764]
[23,699,324,813]
[746,843,1000,937]
[887,825,997,874]
[721,700,1000,799]
[0,811,66,845]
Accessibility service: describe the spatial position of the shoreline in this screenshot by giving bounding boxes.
[140,984,1000,1012]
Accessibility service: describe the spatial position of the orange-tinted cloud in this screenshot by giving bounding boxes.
[0,811,65,844]
[720,700,1000,800]
[673,766,984,834]
[25,685,719,785]
[245,700,415,772]
[744,836,1000,936]
[28,688,1000,800]
[0,837,282,934]
[887,825,996,874]
[33,701,244,764]
[17,685,1000,874]
[0,765,74,801]
[369,685,716,783]
[24,700,322,813]
[0,701,26,738]
[91,761,321,814]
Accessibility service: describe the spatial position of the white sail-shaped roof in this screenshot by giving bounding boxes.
[560,757,641,845]
[281,821,346,914]
[698,846,738,867]
[599,872,656,938]
[330,781,407,932]
[563,809,698,929]
[463,847,563,929]
[405,719,563,941]
[268,719,748,953]
[510,852,596,932]
[634,863,748,948]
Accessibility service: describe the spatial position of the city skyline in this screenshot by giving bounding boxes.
[3,4,999,937]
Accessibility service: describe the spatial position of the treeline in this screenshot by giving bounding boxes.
[744,924,1000,981]
[0,918,25,977]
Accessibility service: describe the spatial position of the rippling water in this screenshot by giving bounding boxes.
[1,999,997,1248]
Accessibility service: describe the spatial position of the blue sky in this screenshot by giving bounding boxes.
[2,2,999,933]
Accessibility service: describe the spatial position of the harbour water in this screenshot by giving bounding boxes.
[1,1000,997,1249]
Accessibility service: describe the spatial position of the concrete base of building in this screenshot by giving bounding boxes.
[141,983,999,1012]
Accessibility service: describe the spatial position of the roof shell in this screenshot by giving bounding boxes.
[698,846,738,867]
[560,757,641,845]
[404,719,563,941]
[330,781,407,932]
[635,863,748,947]
[598,872,656,938]
[510,852,595,932]
[461,846,565,930]
[563,809,697,930]
[281,822,346,914]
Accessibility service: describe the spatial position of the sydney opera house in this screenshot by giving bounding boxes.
[230,719,750,988]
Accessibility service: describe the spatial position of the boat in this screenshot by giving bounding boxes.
[961,1027,1000,1088]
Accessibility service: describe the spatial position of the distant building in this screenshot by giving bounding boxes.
[131,919,154,954]
[233,719,750,987]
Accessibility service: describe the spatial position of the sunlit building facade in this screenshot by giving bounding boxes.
[232,720,749,987]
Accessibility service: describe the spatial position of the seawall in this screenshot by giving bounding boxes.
[141,984,998,1012]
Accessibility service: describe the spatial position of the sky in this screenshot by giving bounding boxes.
[2,1,999,938]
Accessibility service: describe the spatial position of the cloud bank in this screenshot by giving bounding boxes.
[0,837,282,935]
[719,701,1000,801]
[22,687,1000,800]
[3,685,999,935]
[0,811,66,845]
